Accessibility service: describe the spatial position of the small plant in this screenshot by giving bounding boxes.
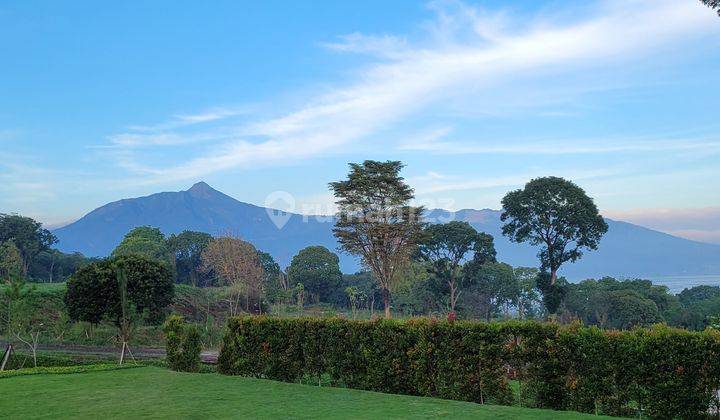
[164,315,202,372]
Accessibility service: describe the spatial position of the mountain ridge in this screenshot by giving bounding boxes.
[53,182,720,279]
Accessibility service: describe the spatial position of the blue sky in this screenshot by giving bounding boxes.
[1,0,719,242]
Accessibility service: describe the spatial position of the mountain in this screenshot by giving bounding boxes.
[54,182,720,279]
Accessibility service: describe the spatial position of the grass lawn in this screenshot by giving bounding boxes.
[0,367,613,419]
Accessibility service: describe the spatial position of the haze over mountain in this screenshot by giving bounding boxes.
[54,182,720,280]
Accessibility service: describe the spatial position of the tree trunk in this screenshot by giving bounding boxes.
[382,288,391,319]
[550,268,558,285]
[448,275,457,312]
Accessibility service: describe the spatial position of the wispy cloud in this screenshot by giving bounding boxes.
[106,0,719,183]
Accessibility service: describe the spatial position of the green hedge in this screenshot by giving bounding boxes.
[218,317,720,418]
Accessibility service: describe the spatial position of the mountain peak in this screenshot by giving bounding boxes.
[187,181,217,197]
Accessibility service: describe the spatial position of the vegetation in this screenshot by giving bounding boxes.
[330,160,425,318]
[501,177,608,314]
[288,246,342,304]
[164,315,202,372]
[220,316,720,418]
[0,367,609,419]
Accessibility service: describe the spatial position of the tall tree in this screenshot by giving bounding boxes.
[461,262,515,321]
[330,160,424,318]
[0,214,57,276]
[201,236,264,315]
[168,231,213,286]
[501,176,608,286]
[418,221,480,312]
[287,246,342,303]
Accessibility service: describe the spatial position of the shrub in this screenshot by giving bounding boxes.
[164,315,202,372]
[219,317,720,418]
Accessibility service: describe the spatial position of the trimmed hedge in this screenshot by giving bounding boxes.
[219,317,720,418]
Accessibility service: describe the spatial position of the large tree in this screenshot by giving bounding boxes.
[287,246,342,303]
[418,221,480,313]
[330,160,424,318]
[201,236,264,315]
[168,231,213,286]
[0,214,57,276]
[501,176,607,286]
[65,255,174,326]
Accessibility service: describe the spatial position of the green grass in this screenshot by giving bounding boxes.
[0,366,612,419]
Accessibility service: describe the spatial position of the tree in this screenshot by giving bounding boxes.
[501,177,608,286]
[112,226,173,269]
[345,286,365,320]
[0,214,57,276]
[65,255,174,326]
[418,221,483,313]
[700,0,720,16]
[513,267,540,320]
[0,240,24,279]
[168,231,213,286]
[330,160,424,318]
[461,262,515,321]
[288,246,342,303]
[201,236,264,315]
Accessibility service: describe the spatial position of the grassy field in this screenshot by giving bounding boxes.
[0,367,611,419]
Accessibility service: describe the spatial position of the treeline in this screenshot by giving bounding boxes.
[0,213,94,283]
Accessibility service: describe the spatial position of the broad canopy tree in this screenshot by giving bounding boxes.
[418,221,482,313]
[330,160,424,318]
[501,176,608,286]
[287,246,342,304]
[65,254,174,326]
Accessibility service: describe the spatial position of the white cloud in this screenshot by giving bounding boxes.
[107,0,720,183]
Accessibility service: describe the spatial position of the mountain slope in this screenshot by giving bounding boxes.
[54,182,720,279]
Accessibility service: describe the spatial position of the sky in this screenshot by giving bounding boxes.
[1,0,719,243]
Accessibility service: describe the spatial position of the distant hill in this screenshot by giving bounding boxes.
[54,182,720,279]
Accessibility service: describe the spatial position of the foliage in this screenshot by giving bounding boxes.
[0,240,24,279]
[201,236,265,315]
[65,255,174,326]
[501,177,607,286]
[112,226,173,269]
[288,246,342,303]
[28,249,94,283]
[330,160,425,318]
[164,315,202,372]
[0,214,56,276]
[219,317,720,418]
[461,262,517,320]
[168,231,213,286]
[417,221,480,312]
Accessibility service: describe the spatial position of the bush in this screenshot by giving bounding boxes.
[219,317,720,418]
[164,315,202,372]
